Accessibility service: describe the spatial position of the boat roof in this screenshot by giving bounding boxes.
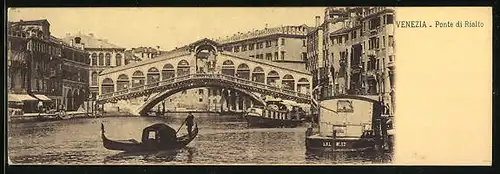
[143,123,176,132]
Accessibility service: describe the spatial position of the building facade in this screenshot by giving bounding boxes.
[62,33,126,101]
[7,19,89,113]
[307,7,396,114]
[216,25,312,71]
[59,39,90,111]
[306,16,325,99]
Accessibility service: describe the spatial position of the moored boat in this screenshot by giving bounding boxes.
[101,122,198,152]
[244,99,307,128]
[305,95,393,153]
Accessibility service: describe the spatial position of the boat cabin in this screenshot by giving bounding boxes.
[141,123,178,148]
[317,96,385,138]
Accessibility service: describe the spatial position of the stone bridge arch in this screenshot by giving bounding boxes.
[137,82,266,116]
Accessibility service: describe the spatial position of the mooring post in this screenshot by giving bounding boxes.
[332,125,336,153]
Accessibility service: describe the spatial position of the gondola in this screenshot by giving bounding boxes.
[101,122,198,152]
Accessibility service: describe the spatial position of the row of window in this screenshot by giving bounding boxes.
[62,48,88,64]
[326,15,394,47]
[226,38,297,53]
[33,78,62,96]
[249,51,286,61]
[62,66,89,83]
[364,14,394,31]
[90,53,123,66]
[367,35,394,50]
[27,39,62,56]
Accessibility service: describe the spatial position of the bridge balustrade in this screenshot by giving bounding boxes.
[98,73,311,103]
[115,88,129,96]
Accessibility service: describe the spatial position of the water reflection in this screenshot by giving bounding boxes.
[103,146,196,164]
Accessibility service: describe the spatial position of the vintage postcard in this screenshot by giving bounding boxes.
[6,7,491,165]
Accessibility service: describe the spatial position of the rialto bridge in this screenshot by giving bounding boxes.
[96,39,312,115]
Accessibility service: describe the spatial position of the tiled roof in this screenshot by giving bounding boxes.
[101,46,191,75]
[222,52,311,75]
[61,33,125,49]
[132,46,160,53]
[12,19,50,26]
[216,25,311,44]
[101,38,311,76]
[330,27,351,35]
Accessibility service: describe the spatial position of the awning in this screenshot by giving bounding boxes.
[34,94,52,101]
[8,94,39,102]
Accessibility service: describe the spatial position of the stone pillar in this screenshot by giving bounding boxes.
[228,91,232,111]
[64,89,68,108]
[242,97,247,111]
[221,89,226,112]
[235,93,240,112]
[295,80,298,94]
[229,91,234,111]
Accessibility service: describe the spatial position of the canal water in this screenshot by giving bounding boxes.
[8,113,391,165]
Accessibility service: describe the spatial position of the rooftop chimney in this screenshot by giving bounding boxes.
[315,16,321,27]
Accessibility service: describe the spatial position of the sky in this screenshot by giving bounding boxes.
[8,7,325,51]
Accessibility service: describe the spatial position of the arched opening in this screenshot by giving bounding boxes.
[297,78,310,94]
[105,53,111,66]
[137,83,266,115]
[252,67,265,83]
[116,53,122,66]
[132,70,145,87]
[72,90,79,111]
[98,53,104,66]
[195,44,217,73]
[117,74,130,91]
[236,63,250,80]
[367,76,378,95]
[162,63,175,80]
[91,71,98,86]
[267,70,280,86]
[177,60,190,76]
[91,53,97,66]
[101,78,115,94]
[66,89,73,111]
[74,37,81,44]
[282,74,295,91]
[221,60,235,76]
[76,89,86,109]
[147,67,161,86]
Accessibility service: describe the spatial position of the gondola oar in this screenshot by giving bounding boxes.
[176,119,187,134]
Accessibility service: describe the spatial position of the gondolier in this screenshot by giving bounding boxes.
[185,112,195,137]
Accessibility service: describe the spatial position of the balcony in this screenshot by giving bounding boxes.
[363,69,380,79]
[388,56,395,69]
[365,50,376,56]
